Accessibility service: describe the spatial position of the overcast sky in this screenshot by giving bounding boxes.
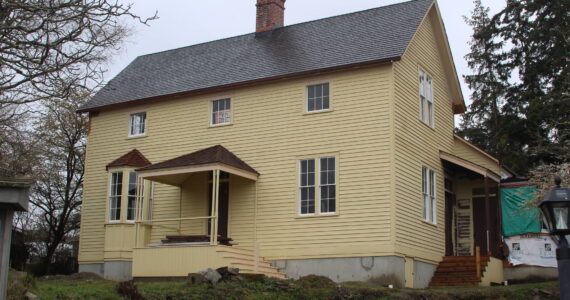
[108,0,504,107]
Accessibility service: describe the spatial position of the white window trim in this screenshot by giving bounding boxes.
[108,171,123,223]
[319,156,337,215]
[126,171,143,222]
[299,159,316,216]
[108,168,145,224]
[128,112,147,138]
[210,98,232,127]
[305,82,332,114]
[419,69,434,128]
[298,156,338,216]
[422,166,437,224]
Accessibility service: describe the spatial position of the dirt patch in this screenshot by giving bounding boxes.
[40,272,103,281]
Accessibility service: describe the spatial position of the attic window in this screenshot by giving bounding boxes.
[307,83,330,112]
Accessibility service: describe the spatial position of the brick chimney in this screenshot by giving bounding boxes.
[256,0,286,34]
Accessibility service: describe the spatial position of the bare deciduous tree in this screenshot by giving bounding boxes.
[0,0,157,105]
[30,90,88,264]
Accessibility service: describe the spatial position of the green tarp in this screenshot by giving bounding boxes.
[500,185,541,236]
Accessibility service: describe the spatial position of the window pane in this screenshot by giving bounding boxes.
[329,198,336,212]
[323,96,330,110]
[316,97,323,110]
[308,160,315,172]
[320,158,328,171]
[308,98,315,112]
[308,86,315,98]
[128,172,137,196]
[127,197,135,220]
[127,172,138,221]
[321,196,328,213]
[322,83,329,97]
[321,185,329,199]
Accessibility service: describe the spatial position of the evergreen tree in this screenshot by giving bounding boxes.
[460,0,569,175]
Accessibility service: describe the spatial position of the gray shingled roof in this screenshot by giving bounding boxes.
[80,0,433,112]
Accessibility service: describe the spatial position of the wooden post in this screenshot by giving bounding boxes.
[475,246,481,281]
[210,170,220,245]
[484,176,491,255]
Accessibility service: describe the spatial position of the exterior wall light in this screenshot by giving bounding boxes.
[539,176,570,299]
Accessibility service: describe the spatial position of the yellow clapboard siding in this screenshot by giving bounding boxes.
[392,10,455,262]
[453,137,500,174]
[79,65,394,264]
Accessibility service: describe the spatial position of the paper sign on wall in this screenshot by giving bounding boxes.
[505,234,557,268]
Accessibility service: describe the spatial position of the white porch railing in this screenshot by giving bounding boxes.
[134,169,223,246]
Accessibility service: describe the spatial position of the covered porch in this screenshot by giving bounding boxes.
[130,145,284,278]
[430,151,504,287]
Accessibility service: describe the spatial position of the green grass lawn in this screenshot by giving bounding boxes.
[25,276,560,300]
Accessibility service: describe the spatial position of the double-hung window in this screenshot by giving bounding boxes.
[299,159,316,215]
[307,83,330,112]
[419,70,434,127]
[109,172,123,221]
[211,98,231,125]
[126,172,138,221]
[422,166,436,224]
[299,157,337,215]
[129,112,146,137]
[320,157,336,214]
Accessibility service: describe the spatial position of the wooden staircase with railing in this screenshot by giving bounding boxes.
[429,248,490,287]
[216,246,286,279]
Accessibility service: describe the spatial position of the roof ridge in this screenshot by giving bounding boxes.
[135,0,431,59]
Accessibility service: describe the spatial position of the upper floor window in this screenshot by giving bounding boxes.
[109,171,123,221]
[422,166,436,224]
[307,83,330,112]
[299,156,337,215]
[211,98,231,125]
[419,70,434,127]
[129,112,146,137]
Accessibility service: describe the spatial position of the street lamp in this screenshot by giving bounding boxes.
[539,176,570,300]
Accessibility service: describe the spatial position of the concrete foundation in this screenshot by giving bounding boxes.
[78,263,104,277]
[413,260,437,288]
[272,256,405,287]
[79,261,132,281]
[504,266,558,283]
[104,261,133,281]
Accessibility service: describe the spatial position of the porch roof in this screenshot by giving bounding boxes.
[136,145,259,185]
[440,151,500,183]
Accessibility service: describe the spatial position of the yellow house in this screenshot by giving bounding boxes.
[77,0,511,288]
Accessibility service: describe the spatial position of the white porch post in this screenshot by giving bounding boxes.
[210,169,220,245]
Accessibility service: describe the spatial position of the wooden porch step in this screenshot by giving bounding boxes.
[429,255,490,287]
[215,245,287,280]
